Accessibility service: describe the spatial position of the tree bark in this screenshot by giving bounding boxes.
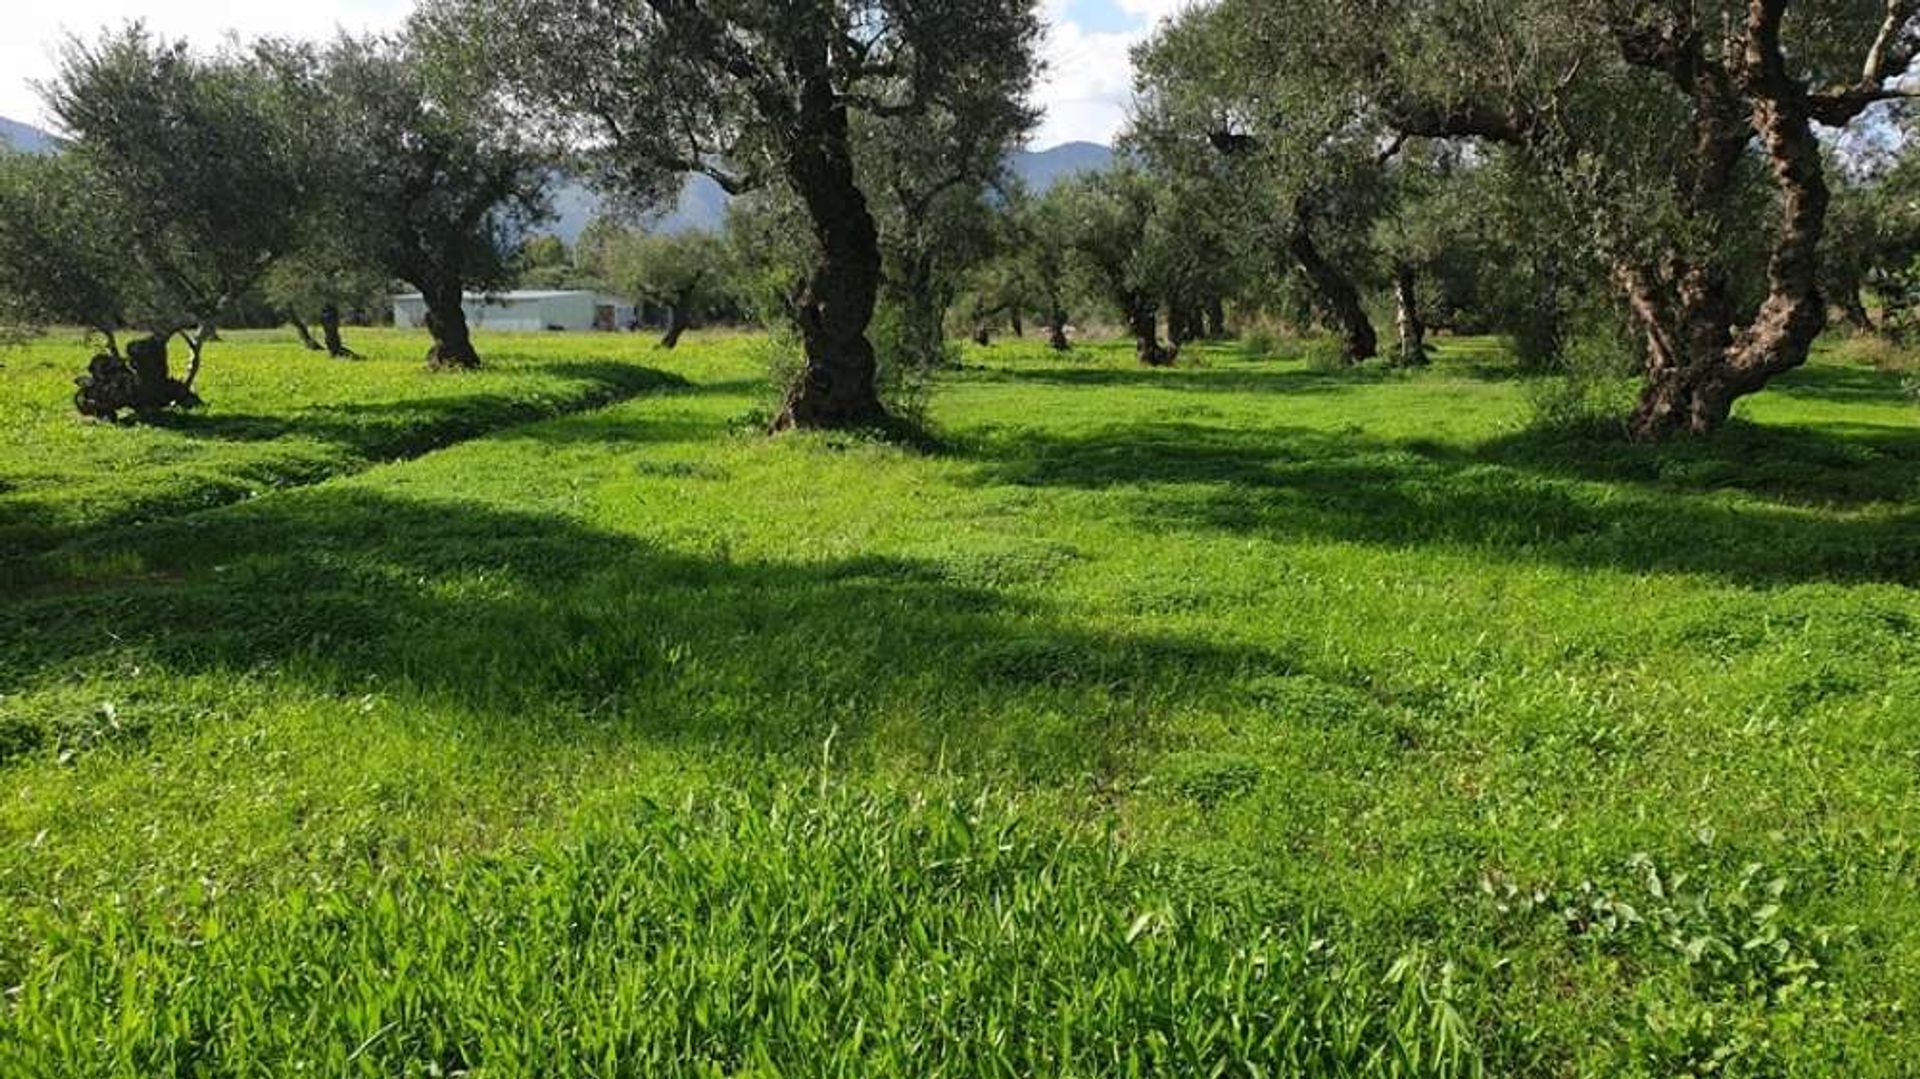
[320,303,357,359]
[1392,262,1429,366]
[771,70,888,431]
[1047,307,1070,351]
[423,287,481,370]
[1205,297,1228,339]
[1168,300,1195,349]
[660,304,689,350]
[1287,210,1376,363]
[1621,0,1838,440]
[74,333,200,420]
[1128,296,1177,366]
[291,316,324,351]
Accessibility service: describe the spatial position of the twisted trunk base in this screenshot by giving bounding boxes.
[74,334,201,420]
[424,293,480,371]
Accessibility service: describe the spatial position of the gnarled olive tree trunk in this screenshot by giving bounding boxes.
[772,76,888,431]
[74,333,201,420]
[422,286,481,370]
[320,303,358,359]
[1618,2,1837,441]
[1128,295,1177,366]
[1205,297,1228,339]
[1047,308,1071,351]
[1287,205,1376,363]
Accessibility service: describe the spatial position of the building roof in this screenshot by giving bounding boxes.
[390,290,623,302]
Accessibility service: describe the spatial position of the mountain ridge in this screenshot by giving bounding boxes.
[0,113,1109,242]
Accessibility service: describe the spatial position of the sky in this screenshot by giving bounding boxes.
[0,0,1183,148]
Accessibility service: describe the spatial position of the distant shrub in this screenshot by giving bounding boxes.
[1299,336,1351,372]
[1526,331,1638,436]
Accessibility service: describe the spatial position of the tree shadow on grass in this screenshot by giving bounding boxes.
[962,420,1917,587]
[1475,419,1920,509]
[147,362,689,455]
[956,363,1390,396]
[0,485,1297,779]
[0,363,690,567]
[1767,362,1914,404]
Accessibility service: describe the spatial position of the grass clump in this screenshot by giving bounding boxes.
[0,783,1477,1079]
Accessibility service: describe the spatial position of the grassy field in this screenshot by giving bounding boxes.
[0,326,1915,1076]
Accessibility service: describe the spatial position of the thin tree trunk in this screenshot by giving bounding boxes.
[423,287,481,370]
[181,326,210,389]
[291,316,324,351]
[1205,297,1228,339]
[1047,304,1071,352]
[1128,296,1176,366]
[1287,210,1376,363]
[1010,306,1024,338]
[320,303,357,358]
[1393,263,1429,366]
[660,305,689,349]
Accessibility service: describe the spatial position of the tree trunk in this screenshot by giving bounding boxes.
[1128,297,1176,367]
[660,305,689,350]
[1205,297,1228,339]
[75,333,200,419]
[1168,301,1195,349]
[181,326,210,389]
[772,84,888,431]
[1393,263,1429,366]
[423,287,481,370]
[1047,306,1071,352]
[1623,4,1834,441]
[1010,306,1024,338]
[972,321,992,347]
[320,303,357,358]
[1287,212,1376,363]
[291,316,324,351]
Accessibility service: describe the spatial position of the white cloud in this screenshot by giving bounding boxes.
[1029,0,1187,148]
[3,0,1170,150]
[0,1,411,130]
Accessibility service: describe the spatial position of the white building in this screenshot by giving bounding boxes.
[390,290,637,333]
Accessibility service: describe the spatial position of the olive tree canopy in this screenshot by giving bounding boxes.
[417,0,1042,429]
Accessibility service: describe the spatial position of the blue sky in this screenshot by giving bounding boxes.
[0,0,1179,149]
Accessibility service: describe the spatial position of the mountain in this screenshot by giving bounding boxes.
[0,116,58,154]
[546,142,1114,243]
[1009,141,1115,191]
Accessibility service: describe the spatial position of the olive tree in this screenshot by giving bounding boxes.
[604,230,728,349]
[37,26,312,408]
[1054,168,1182,367]
[418,0,1041,429]
[1132,5,1389,362]
[311,34,553,370]
[1180,0,1920,437]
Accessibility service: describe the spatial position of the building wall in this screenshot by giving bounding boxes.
[391,293,636,333]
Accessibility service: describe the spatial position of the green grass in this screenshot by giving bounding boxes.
[0,328,687,566]
[0,330,1915,1076]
